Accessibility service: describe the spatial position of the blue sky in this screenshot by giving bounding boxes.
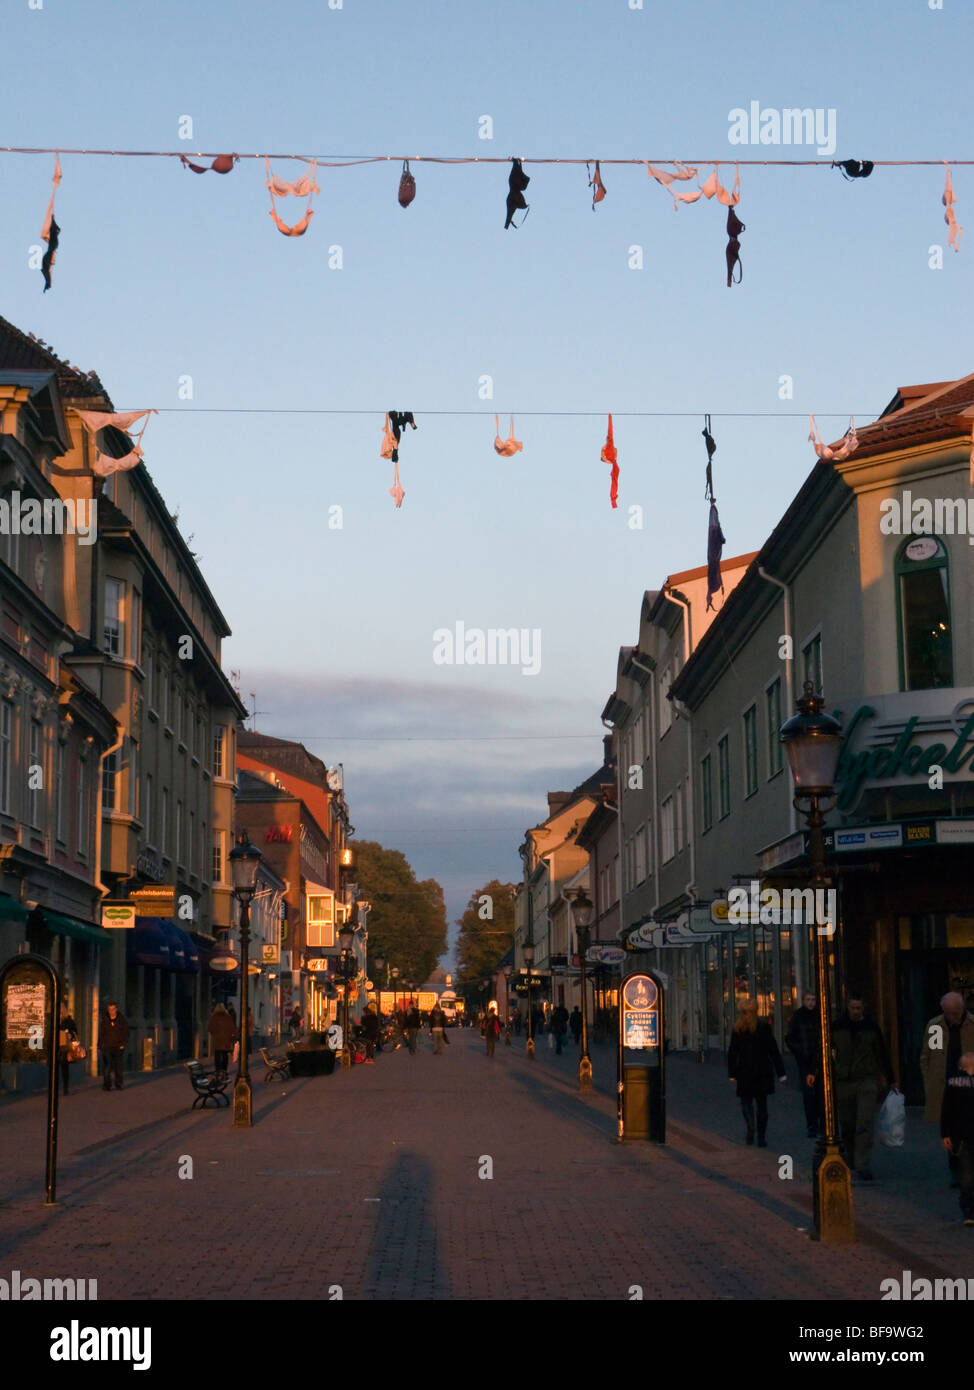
[3,0,972,958]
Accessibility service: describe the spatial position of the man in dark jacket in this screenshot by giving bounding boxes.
[361,1006,379,1063]
[404,1003,421,1054]
[429,1005,448,1054]
[941,1051,974,1225]
[831,995,891,1181]
[98,1001,130,1091]
[786,992,822,1138]
[551,1004,569,1055]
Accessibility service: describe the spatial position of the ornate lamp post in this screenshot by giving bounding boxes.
[780,680,853,1244]
[338,922,357,1070]
[229,835,262,1128]
[523,940,536,1059]
[568,889,595,1090]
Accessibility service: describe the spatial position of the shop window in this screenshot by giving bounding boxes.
[896,536,953,690]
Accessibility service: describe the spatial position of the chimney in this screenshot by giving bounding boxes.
[603,732,614,765]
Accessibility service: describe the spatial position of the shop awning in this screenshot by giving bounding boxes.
[0,893,29,925]
[126,918,172,969]
[175,927,200,972]
[34,908,113,945]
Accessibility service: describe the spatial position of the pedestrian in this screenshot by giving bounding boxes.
[361,1004,379,1063]
[430,1003,449,1054]
[98,1001,129,1092]
[569,1006,582,1046]
[288,1006,302,1040]
[785,992,822,1138]
[208,1002,234,1075]
[57,1000,79,1096]
[920,991,974,1188]
[941,1051,974,1226]
[551,1003,569,1055]
[727,1001,786,1147]
[512,1005,522,1037]
[405,1001,421,1054]
[831,995,891,1181]
[483,1007,501,1057]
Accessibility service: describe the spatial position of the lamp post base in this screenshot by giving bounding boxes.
[578,1055,593,1090]
[340,1048,352,1070]
[526,1037,535,1059]
[232,1078,252,1128]
[812,1141,855,1244]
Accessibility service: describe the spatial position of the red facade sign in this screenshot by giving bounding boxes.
[265,825,293,843]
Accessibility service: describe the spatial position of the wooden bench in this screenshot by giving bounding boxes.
[185,1060,230,1108]
[260,1047,290,1083]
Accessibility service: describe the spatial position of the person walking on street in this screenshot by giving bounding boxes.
[404,1002,421,1054]
[483,1007,501,1057]
[58,1000,79,1096]
[786,992,822,1138]
[569,1006,582,1046]
[361,1004,379,1063]
[921,991,974,1187]
[208,1002,234,1075]
[288,1006,302,1040]
[832,995,891,1181]
[551,1003,569,1055]
[941,1051,974,1225]
[512,1005,522,1037]
[728,1001,786,1147]
[98,1001,129,1092]
[430,1003,449,1054]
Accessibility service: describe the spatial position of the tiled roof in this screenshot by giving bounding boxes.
[0,315,112,405]
[838,373,974,461]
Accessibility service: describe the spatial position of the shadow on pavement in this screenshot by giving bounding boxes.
[361,1150,449,1300]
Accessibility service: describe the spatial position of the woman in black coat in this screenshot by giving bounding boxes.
[728,1001,786,1146]
[58,1000,79,1095]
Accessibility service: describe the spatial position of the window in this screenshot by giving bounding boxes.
[160,665,169,724]
[55,740,64,840]
[145,773,153,843]
[718,735,730,820]
[306,892,336,947]
[641,824,652,880]
[661,797,675,863]
[104,578,123,656]
[0,702,11,815]
[213,726,225,778]
[131,591,141,664]
[659,667,672,735]
[675,781,684,850]
[766,679,783,777]
[186,700,194,756]
[77,756,88,855]
[29,720,41,827]
[743,705,758,797]
[189,810,196,873]
[161,787,168,854]
[701,752,713,832]
[102,750,118,813]
[802,632,823,695]
[896,536,953,690]
[176,800,183,865]
[634,822,647,883]
[144,645,154,709]
[212,829,225,883]
[633,714,644,768]
[128,740,138,817]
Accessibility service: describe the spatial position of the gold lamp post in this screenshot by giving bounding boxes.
[229,835,263,1128]
[780,680,854,1244]
[523,939,536,1059]
[568,889,595,1090]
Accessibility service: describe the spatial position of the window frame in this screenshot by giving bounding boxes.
[701,751,713,833]
[717,734,731,821]
[765,676,783,779]
[742,703,758,798]
[895,535,954,691]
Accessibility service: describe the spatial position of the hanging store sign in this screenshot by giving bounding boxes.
[834,691,974,812]
[209,955,239,973]
[621,972,661,1049]
[261,944,280,964]
[102,902,136,928]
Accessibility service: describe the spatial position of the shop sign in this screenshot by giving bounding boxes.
[261,944,280,964]
[936,819,974,845]
[265,825,293,843]
[695,902,740,934]
[833,824,903,853]
[209,955,238,973]
[102,902,135,929]
[758,831,807,874]
[305,958,330,972]
[136,848,164,882]
[834,692,974,812]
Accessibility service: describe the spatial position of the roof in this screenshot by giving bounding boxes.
[0,315,112,404]
[663,550,760,590]
[836,373,974,462]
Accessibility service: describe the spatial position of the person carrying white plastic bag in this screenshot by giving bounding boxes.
[877,1086,906,1147]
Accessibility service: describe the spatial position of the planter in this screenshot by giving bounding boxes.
[287,1048,337,1077]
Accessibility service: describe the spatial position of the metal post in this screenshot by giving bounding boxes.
[233,897,252,1127]
[578,946,592,1090]
[526,973,534,1058]
[46,966,62,1203]
[806,793,854,1243]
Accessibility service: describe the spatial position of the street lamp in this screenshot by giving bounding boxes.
[569,889,595,1090]
[523,940,536,1059]
[391,966,400,1016]
[780,679,853,1244]
[229,835,262,1128]
[373,952,385,1018]
[338,922,357,1070]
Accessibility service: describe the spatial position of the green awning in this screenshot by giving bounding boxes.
[0,893,29,924]
[41,910,113,945]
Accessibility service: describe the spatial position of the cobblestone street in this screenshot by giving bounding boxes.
[3,1032,971,1303]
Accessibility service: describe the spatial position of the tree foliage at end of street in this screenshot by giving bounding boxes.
[352,840,448,986]
[455,879,516,986]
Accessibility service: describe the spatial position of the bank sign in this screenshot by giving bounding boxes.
[833,690,974,812]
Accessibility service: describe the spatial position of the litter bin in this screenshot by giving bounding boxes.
[623,1065,651,1139]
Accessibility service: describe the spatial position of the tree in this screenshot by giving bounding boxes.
[455,879,516,985]
[352,841,448,986]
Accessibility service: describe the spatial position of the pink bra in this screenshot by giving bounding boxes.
[494,414,523,457]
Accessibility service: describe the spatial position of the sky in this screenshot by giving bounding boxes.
[3,0,973,960]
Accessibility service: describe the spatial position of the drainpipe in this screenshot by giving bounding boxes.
[758,565,797,834]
